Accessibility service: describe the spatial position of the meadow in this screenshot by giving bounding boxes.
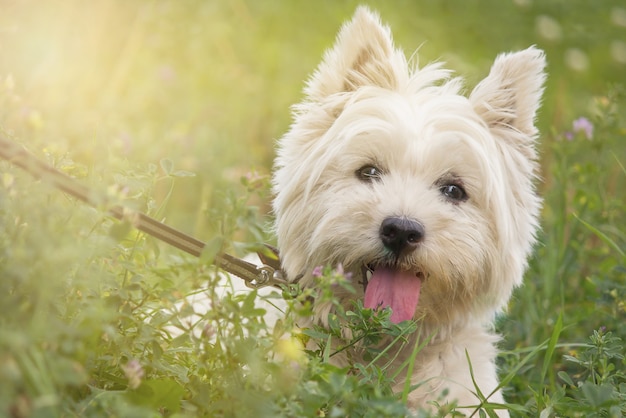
[0,1,625,416]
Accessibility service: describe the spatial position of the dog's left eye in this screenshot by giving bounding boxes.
[356,165,383,182]
[440,184,468,202]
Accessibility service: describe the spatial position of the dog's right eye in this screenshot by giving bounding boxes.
[440,184,468,202]
[356,165,383,182]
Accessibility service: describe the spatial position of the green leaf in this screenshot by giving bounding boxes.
[580,382,615,407]
[200,236,224,265]
[151,340,163,360]
[323,334,332,363]
[159,158,174,175]
[557,371,575,387]
[126,379,185,413]
[539,406,553,418]
[109,220,132,241]
[302,328,330,341]
[170,169,196,178]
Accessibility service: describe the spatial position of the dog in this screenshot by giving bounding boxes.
[272,6,546,416]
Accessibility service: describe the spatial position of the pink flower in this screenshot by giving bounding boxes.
[122,359,144,389]
[572,117,594,140]
[335,263,344,276]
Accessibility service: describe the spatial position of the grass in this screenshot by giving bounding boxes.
[1,1,625,416]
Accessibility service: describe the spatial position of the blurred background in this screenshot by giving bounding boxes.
[0,0,624,238]
[1,3,625,414]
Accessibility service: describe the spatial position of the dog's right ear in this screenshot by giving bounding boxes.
[304,6,403,101]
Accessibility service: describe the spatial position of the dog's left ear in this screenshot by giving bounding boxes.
[470,47,547,144]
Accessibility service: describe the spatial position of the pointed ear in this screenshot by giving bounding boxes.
[470,47,547,140]
[305,6,404,101]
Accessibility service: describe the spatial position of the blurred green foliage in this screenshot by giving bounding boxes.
[1,0,625,416]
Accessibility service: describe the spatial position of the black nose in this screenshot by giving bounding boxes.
[379,217,424,256]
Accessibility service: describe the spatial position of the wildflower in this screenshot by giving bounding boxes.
[276,337,305,363]
[122,359,144,389]
[202,323,215,339]
[335,263,344,276]
[572,117,594,140]
[334,263,352,281]
[311,266,323,277]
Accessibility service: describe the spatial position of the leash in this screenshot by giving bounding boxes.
[0,135,287,289]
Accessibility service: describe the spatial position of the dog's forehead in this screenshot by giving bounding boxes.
[330,87,490,150]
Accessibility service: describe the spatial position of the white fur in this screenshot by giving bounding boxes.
[272,6,546,416]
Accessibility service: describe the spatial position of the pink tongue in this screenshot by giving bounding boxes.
[364,267,421,324]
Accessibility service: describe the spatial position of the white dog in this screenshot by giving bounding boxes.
[272,6,546,415]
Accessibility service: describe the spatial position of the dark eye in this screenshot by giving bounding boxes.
[440,184,468,202]
[356,165,383,182]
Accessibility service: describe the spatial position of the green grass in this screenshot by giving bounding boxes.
[1,1,625,416]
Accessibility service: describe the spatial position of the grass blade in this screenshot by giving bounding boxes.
[573,213,625,257]
[541,312,563,386]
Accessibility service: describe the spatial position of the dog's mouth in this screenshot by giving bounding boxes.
[361,264,423,324]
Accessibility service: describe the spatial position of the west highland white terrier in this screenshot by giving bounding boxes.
[272,6,546,415]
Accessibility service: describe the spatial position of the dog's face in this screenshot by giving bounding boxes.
[273,7,545,326]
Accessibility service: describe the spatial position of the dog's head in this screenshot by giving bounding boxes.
[272,7,546,326]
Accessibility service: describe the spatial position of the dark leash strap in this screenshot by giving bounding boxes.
[0,135,286,289]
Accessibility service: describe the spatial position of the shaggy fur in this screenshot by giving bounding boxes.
[272,7,546,415]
